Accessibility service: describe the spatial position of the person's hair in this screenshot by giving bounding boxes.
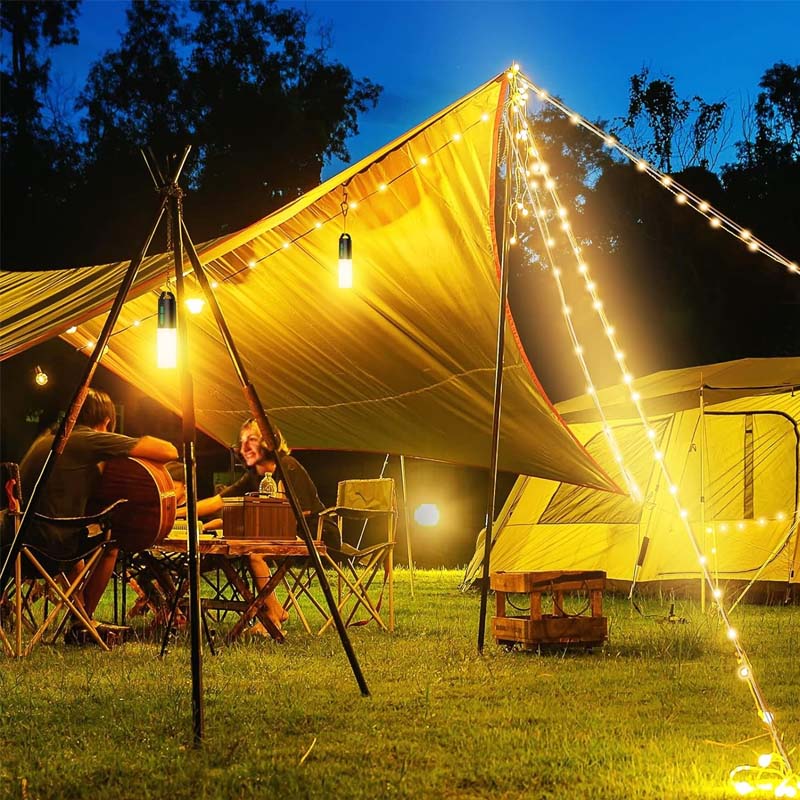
[77,388,117,431]
[238,418,290,459]
[164,461,186,484]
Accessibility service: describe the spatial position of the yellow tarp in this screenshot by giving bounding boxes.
[465,357,800,587]
[0,75,616,490]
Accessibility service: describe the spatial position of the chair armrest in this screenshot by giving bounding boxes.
[34,498,128,527]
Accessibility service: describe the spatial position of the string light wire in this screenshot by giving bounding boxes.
[503,64,796,795]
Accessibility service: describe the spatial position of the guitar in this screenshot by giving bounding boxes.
[88,458,177,552]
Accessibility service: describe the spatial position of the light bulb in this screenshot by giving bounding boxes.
[66,326,78,334]
[185,297,204,314]
[34,366,49,387]
[338,233,353,289]
[157,290,177,369]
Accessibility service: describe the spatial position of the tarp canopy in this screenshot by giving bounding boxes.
[465,357,800,589]
[0,75,616,491]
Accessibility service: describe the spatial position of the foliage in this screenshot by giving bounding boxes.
[0,1,82,267]
[614,68,729,172]
[0,0,381,267]
[1,570,798,800]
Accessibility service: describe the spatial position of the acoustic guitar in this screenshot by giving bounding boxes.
[88,457,177,552]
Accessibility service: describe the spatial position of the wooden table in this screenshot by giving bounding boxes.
[154,537,327,643]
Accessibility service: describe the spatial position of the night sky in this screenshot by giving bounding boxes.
[51,0,800,175]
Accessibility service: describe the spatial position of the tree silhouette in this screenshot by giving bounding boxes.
[1,1,81,267]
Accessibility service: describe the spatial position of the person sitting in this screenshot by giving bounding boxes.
[16,388,178,644]
[187,418,329,637]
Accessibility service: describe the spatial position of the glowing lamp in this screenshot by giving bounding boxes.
[34,366,48,387]
[414,503,440,527]
[157,290,177,369]
[338,233,353,289]
[185,297,204,314]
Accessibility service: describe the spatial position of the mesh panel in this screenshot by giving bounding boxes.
[540,419,670,524]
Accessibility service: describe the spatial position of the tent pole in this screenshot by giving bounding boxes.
[167,155,206,745]
[699,380,707,612]
[477,128,512,654]
[399,454,415,598]
[0,189,172,592]
[180,221,370,697]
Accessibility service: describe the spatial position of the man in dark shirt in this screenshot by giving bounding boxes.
[18,388,178,631]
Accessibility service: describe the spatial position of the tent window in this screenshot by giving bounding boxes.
[540,419,670,524]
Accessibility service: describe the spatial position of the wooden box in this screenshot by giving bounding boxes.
[491,570,608,650]
[222,496,296,539]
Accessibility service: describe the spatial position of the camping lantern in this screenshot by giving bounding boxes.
[338,232,352,288]
[157,290,177,369]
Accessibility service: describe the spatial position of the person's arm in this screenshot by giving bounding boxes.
[196,494,224,518]
[129,436,178,463]
[176,493,223,519]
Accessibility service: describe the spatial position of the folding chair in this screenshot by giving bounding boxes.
[317,478,398,633]
[1,462,125,656]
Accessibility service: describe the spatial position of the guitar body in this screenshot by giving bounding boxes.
[89,458,176,552]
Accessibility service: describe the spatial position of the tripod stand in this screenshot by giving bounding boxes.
[0,147,370,745]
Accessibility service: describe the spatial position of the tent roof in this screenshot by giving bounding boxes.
[0,74,618,490]
[557,357,800,423]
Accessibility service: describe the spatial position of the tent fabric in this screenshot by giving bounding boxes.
[0,75,617,490]
[465,357,800,589]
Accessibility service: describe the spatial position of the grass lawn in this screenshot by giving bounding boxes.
[1,568,798,799]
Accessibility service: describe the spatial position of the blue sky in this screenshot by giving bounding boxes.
[47,0,800,176]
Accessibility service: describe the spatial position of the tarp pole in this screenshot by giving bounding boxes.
[399,454,415,597]
[477,132,512,654]
[167,151,206,746]
[0,190,170,592]
[699,381,707,612]
[181,221,370,697]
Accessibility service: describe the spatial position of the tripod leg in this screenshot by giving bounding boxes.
[181,222,370,698]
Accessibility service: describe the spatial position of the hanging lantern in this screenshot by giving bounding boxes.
[157,290,177,368]
[338,232,352,289]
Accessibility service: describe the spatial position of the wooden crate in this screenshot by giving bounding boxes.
[491,570,608,650]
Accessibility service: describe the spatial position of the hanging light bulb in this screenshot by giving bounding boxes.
[185,297,204,314]
[34,366,49,387]
[338,183,353,288]
[157,290,177,369]
[338,232,353,289]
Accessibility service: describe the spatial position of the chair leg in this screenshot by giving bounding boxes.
[22,548,109,654]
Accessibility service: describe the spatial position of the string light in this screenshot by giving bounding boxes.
[62,86,498,348]
[517,72,798,276]
[34,366,48,387]
[504,65,795,791]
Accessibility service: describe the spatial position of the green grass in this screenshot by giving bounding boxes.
[1,569,798,800]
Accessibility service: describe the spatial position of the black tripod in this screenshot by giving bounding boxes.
[0,148,370,746]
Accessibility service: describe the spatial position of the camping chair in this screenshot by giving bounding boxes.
[316,478,398,633]
[0,462,125,656]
